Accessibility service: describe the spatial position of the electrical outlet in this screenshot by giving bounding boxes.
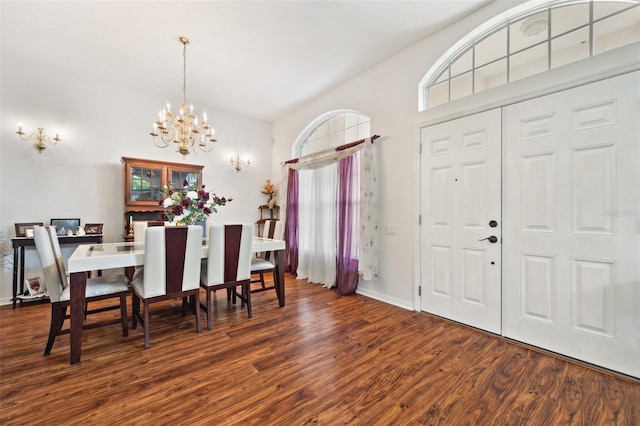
[384,224,397,235]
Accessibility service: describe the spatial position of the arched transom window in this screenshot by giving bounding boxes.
[294,110,371,157]
[419,0,640,110]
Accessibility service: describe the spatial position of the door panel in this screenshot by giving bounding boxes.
[420,108,502,334]
[503,71,640,378]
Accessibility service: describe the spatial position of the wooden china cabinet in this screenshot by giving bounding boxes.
[121,157,203,241]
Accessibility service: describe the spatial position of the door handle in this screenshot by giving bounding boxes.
[478,236,498,243]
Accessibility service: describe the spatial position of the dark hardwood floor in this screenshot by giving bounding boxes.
[1,274,638,425]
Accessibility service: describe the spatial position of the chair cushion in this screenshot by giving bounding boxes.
[250,257,275,272]
[59,274,129,302]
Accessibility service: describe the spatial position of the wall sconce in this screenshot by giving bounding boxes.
[230,155,250,172]
[16,123,61,153]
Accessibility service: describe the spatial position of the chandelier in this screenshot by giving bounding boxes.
[150,36,216,156]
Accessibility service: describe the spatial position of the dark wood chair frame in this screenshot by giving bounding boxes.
[131,227,202,348]
[47,292,128,355]
[200,224,253,330]
[201,278,252,330]
[132,290,201,349]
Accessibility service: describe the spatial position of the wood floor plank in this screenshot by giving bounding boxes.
[1,274,638,425]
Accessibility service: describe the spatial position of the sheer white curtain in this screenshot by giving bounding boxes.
[296,163,338,287]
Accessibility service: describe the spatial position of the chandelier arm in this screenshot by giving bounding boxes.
[198,141,216,152]
[153,140,167,148]
[166,123,183,144]
[152,135,171,148]
[17,132,34,142]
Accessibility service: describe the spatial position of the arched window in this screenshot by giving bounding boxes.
[419,0,640,110]
[293,110,370,157]
[286,109,377,293]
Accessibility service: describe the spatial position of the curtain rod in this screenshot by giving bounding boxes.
[283,135,380,165]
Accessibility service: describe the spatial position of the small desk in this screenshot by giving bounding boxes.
[11,234,103,308]
[67,236,285,364]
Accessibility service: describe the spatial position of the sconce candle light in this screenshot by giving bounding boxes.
[230,155,250,172]
[17,123,61,153]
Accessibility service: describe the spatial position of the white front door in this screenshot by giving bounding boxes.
[502,72,640,378]
[420,108,502,334]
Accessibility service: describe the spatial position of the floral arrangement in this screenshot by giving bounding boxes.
[261,179,276,200]
[159,177,231,225]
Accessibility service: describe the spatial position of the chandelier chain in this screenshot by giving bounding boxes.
[183,41,187,104]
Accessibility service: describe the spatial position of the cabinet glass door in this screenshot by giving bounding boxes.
[130,166,163,202]
[169,169,199,189]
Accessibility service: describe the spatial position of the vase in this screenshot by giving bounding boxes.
[194,220,207,237]
[268,198,276,208]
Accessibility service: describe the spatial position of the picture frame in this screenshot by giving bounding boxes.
[50,218,81,236]
[17,276,47,300]
[14,222,43,238]
[84,223,103,234]
[25,276,45,297]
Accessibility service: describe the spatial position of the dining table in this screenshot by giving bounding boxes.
[67,236,286,364]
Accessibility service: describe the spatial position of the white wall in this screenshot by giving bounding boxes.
[0,56,273,304]
[0,1,524,307]
[272,1,520,309]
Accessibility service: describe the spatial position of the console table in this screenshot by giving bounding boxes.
[11,234,103,308]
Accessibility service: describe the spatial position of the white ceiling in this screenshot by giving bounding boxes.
[1,0,492,122]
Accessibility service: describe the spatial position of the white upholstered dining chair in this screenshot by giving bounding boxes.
[134,220,208,243]
[33,225,129,356]
[131,225,202,348]
[200,224,254,330]
[133,221,168,242]
[250,219,284,293]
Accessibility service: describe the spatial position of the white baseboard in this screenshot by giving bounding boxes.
[355,286,414,311]
[0,286,416,311]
